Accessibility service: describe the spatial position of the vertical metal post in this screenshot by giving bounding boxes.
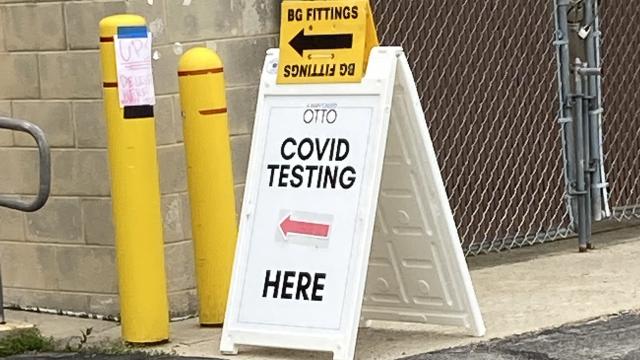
[593,0,610,218]
[581,64,593,247]
[583,0,610,222]
[583,0,600,221]
[595,1,609,216]
[578,62,603,250]
[574,58,590,252]
[554,0,578,228]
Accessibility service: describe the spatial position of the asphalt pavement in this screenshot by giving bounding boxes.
[404,311,640,360]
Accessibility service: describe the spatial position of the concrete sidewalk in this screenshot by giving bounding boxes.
[7,225,640,359]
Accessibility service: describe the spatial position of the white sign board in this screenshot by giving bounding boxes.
[114,26,155,107]
[221,47,485,360]
[237,96,377,330]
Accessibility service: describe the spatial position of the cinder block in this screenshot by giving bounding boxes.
[0,203,25,241]
[165,0,242,43]
[2,3,66,51]
[241,0,281,36]
[55,246,118,293]
[0,148,39,194]
[155,96,178,145]
[162,193,189,243]
[164,240,195,292]
[88,294,119,317]
[12,101,74,148]
[0,129,13,146]
[206,36,276,87]
[168,289,198,318]
[65,1,126,50]
[0,101,12,146]
[82,198,114,246]
[0,242,59,290]
[126,0,168,45]
[0,53,39,99]
[25,197,83,244]
[5,288,90,313]
[180,192,192,240]
[151,42,205,95]
[39,52,101,99]
[158,144,187,194]
[172,95,184,143]
[74,100,107,148]
[51,150,111,196]
[0,10,5,51]
[227,86,258,135]
[231,135,251,185]
[0,99,9,115]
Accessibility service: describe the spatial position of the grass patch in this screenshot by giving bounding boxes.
[0,328,55,357]
[0,327,173,357]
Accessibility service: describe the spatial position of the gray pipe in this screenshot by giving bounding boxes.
[593,0,611,218]
[583,0,606,223]
[0,117,50,212]
[581,65,593,248]
[574,58,589,251]
[555,0,579,228]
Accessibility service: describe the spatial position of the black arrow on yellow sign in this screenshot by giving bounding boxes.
[289,29,353,57]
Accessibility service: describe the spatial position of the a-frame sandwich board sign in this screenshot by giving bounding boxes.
[360,53,484,332]
[220,46,485,360]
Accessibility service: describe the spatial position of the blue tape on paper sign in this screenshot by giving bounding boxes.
[117,26,148,39]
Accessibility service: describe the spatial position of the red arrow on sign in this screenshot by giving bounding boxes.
[280,215,330,238]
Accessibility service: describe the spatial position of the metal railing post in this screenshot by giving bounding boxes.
[583,0,610,221]
[573,58,590,251]
[0,117,52,325]
[554,0,579,229]
[593,0,610,219]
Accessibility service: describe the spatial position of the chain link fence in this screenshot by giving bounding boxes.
[372,1,573,255]
[600,1,640,220]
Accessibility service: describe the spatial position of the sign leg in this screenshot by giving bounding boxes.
[333,346,354,360]
[220,339,239,355]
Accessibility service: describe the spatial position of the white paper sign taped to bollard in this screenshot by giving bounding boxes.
[221,47,485,360]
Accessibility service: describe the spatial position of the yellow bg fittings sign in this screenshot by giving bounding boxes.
[278,0,372,84]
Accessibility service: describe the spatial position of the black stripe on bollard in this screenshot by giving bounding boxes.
[124,105,154,119]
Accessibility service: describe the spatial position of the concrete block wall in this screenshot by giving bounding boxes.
[0,0,280,317]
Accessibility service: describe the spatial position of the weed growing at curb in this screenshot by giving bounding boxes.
[65,327,175,356]
[0,328,55,357]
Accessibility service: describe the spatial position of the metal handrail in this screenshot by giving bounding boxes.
[0,117,51,324]
[0,117,51,212]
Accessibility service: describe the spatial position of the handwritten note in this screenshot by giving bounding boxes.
[114,26,156,107]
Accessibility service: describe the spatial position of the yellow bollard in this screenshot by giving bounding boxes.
[99,14,169,343]
[177,48,238,326]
